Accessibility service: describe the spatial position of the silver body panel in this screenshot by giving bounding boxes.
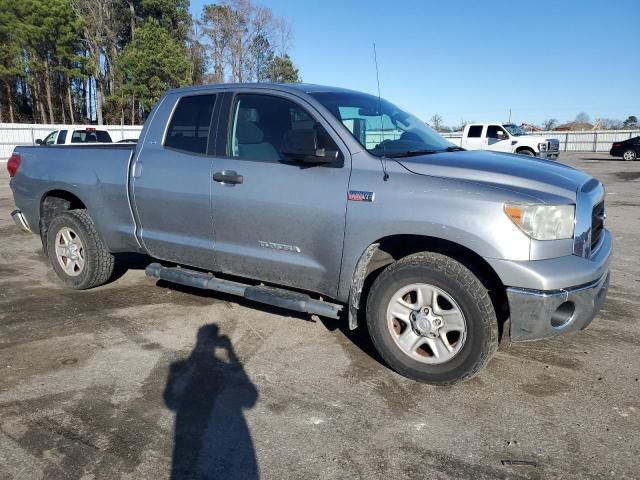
[9,83,612,341]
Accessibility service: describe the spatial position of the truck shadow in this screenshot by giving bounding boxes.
[163,324,260,479]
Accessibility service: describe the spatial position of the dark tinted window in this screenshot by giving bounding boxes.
[467,125,483,138]
[56,130,67,144]
[230,94,338,162]
[71,130,112,143]
[165,94,216,154]
[486,125,506,139]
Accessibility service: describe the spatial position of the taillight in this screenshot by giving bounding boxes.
[7,153,21,177]
[613,143,620,148]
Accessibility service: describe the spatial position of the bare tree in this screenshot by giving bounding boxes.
[201,0,293,83]
[574,112,591,124]
[542,118,557,130]
[429,114,444,132]
[597,118,623,130]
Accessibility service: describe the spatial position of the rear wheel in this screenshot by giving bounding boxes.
[623,149,637,161]
[46,210,114,289]
[365,252,498,384]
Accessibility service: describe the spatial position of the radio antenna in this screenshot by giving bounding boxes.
[373,43,389,181]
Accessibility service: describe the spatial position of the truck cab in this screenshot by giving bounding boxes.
[457,123,560,160]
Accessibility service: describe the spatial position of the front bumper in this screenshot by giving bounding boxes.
[489,228,612,342]
[507,271,610,341]
[539,150,560,160]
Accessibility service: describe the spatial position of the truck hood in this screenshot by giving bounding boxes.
[395,150,591,201]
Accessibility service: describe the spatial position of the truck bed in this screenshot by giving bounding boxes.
[10,144,140,253]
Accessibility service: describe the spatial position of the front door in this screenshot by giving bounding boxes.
[131,92,218,269]
[484,124,513,152]
[210,92,350,297]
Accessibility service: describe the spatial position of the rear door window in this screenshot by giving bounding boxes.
[165,94,217,154]
[56,130,68,144]
[467,125,483,138]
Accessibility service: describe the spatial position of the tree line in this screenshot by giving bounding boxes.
[0,0,300,125]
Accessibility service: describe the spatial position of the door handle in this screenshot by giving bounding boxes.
[133,161,143,178]
[213,170,244,184]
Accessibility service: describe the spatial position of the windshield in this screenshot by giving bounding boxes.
[309,91,453,157]
[503,124,527,136]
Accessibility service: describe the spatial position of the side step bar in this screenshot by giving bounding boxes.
[145,263,343,319]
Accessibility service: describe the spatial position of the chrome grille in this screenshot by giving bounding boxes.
[548,140,560,152]
[591,200,605,250]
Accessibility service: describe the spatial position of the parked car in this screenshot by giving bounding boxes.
[448,123,560,159]
[7,84,611,384]
[610,136,640,161]
[35,127,113,145]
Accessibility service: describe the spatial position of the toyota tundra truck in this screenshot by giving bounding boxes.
[448,123,561,159]
[7,84,611,384]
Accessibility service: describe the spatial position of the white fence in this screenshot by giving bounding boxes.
[441,129,640,153]
[0,123,143,159]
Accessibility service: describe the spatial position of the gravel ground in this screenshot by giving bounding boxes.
[0,152,638,479]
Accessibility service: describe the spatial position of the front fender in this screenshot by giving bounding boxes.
[337,160,533,301]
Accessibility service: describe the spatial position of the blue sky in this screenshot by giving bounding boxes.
[190,0,640,127]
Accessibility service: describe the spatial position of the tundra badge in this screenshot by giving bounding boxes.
[348,190,375,202]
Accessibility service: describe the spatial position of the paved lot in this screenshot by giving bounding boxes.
[0,152,638,479]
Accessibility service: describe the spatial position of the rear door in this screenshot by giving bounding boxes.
[209,91,350,296]
[463,125,485,150]
[131,91,219,269]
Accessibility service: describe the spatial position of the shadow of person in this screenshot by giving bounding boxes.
[164,324,259,479]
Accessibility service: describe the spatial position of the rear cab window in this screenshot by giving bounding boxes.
[71,129,112,143]
[164,94,217,155]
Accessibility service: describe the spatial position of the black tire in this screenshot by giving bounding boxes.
[365,252,498,385]
[46,210,115,290]
[623,149,637,161]
[517,148,535,156]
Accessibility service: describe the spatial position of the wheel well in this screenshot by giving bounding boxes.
[39,190,87,249]
[516,146,535,154]
[357,235,510,341]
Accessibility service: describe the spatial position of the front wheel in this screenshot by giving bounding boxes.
[623,149,637,161]
[46,210,115,289]
[365,252,498,384]
[517,149,535,156]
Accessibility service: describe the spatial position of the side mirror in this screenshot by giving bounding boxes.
[35,139,43,145]
[281,128,337,164]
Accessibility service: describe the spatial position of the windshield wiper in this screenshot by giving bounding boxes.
[385,149,440,158]
[445,146,465,152]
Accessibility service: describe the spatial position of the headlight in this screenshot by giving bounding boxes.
[538,142,547,151]
[504,204,575,240]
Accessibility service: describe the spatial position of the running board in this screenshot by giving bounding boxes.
[145,263,343,319]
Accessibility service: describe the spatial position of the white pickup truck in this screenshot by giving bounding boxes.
[449,123,560,160]
[35,127,115,145]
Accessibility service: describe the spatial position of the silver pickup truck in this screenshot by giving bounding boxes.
[8,83,611,384]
